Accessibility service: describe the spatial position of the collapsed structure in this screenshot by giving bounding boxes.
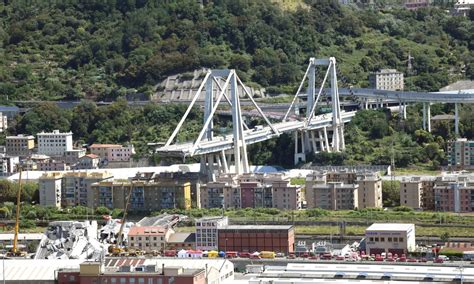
[35,221,105,260]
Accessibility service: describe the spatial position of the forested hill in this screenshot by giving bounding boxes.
[0,0,472,102]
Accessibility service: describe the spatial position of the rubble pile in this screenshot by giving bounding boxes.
[99,218,134,246]
[35,221,105,260]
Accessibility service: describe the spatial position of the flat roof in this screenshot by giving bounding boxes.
[366,223,414,232]
[222,225,293,230]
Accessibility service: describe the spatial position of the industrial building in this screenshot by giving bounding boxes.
[365,223,415,255]
[247,262,474,283]
[195,216,228,251]
[0,258,234,284]
[217,225,295,254]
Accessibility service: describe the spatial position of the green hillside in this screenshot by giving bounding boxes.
[0,0,472,102]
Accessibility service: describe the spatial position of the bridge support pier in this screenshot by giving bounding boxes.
[422,102,431,132]
[403,102,407,119]
[455,103,459,136]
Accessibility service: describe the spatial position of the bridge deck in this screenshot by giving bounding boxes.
[157,111,356,157]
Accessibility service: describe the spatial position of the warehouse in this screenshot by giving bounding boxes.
[218,225,295,254]
[365,223,415,255]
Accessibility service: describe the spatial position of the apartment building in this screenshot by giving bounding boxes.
[369,69,404,91]
[195,216,228,251]
[0,112,7,132]
[74,154,100,169]
[63,149,86,164]
[89,143,135,162]
[434,175,474,212]
[356,172,383,208]
[305,170,382,210]
[400,177,436,210]
[405,0,430,9]
[200,173,302,210]
[0,156,19,174]
[92,178,191,213]
[38,172,113,208]
[37,160,69,171]
[218,225,295,254]
[6,135,35,156]
[37,130,73,157]
[447,138,474,170]
[39,172,63,208]
[127,226,173,253]
[365,223,416,255]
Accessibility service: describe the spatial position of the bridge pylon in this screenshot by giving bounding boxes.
[163,69,279,181]
[284,57,345,164]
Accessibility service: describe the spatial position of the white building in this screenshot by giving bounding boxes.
[365,223,416,255]
[195,216,228,251]
[0,112,7,132]
[0,155,19,174]
[37,130,73,157]
[369,69,404,91]
[454,0,474,16]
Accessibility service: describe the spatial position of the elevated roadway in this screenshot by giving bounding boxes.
[157,111,356,157]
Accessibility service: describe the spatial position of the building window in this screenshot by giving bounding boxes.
[120,278,126,284]
[380,237,385,242]
[375,237,379,242]
[130,279,136,284]
[138,278,145,284]
[388,237,392,242]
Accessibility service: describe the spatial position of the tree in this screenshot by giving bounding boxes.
[440,232,450,242]
[382,180,400,207]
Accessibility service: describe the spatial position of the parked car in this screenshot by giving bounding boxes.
[375,254,384,262]
[407,258,418,263]
[434,258,444,263]
[420,258,428,263]
[336,255,345,261]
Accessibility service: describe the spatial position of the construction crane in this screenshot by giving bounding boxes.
[110,183,133,256]
[7,167,27,257]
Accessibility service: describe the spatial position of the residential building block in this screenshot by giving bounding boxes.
[369,69,404,91]
[6,135,35,156]
[37,130,73,157]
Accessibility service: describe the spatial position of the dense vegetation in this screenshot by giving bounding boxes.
[0,0,472,102]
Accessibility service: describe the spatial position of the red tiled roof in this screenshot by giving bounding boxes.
[90,144,122,148]
[128,226,167,236]
[83,154,99,159]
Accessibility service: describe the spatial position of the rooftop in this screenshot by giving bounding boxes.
[222,225,294,231]
[83,153,99,159]
[366,223,414,232]
[128,226,167,236]
[168,232,196,243]
[90,143,123,148]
